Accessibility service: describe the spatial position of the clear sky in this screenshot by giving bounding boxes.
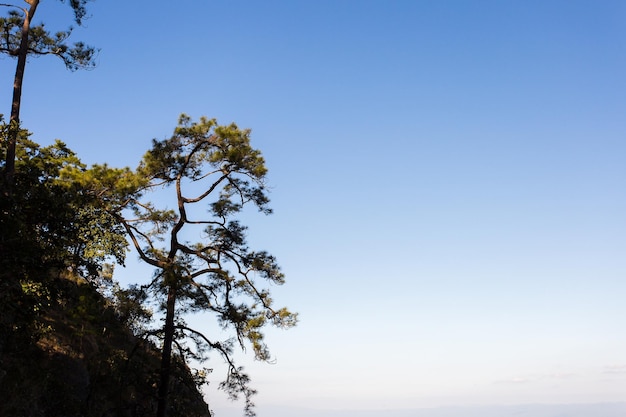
[2,1,626,416]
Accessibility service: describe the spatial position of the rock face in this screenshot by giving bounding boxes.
[0,277,211,417]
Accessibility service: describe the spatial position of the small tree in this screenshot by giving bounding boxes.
[116,115,296,417]
[0,0,97,184]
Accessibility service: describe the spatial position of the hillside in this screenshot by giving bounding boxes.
[0,274,211,417]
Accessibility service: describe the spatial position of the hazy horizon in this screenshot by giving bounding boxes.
[213,402,626,417]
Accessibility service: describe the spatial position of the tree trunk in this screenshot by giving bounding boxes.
[156,284,177,417]
[5,0,39,184]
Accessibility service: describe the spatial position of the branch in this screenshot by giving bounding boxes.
[0,3,25,14]
[182,172,230,204]
[193,167,223,182]
[183,278,225,315]
[176,326,259,417]
[176,325,238,370]
[188,267,223,280]
[136,328,163,340]
[173,339,186,361]
[175,242,219,262]
[115,214,161,268]
[182,219,222,226]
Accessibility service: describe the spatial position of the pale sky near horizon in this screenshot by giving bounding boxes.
[2,1,626,415]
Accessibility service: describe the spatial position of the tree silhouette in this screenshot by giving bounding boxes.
[0,0,96,184]
[113,115,297,417]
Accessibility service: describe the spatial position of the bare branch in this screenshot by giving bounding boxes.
[0,3,25,14]
[182,172,230,204]
[115,215,161,268]
[176,325,237,370]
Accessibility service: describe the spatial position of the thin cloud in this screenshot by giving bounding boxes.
[494,373,578,385]
[543,373,577,380]
[494,376,533,385]
[603,364,626,375]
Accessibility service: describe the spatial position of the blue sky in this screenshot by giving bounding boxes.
[2,1,626,415]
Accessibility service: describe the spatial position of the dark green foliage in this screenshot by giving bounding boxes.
[0,125,210,416]
[0,129,127,283]
[0,2,97,70]
[0,129,117,354]
[0,112,295,416]
[0,275,210,417]
[60,0,92,25]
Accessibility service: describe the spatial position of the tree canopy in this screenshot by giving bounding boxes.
[114,115,298,417]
